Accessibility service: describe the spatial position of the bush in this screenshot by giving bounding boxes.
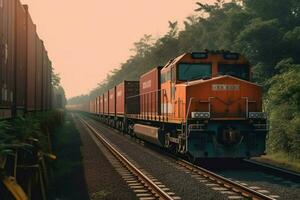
[266,59,300,159]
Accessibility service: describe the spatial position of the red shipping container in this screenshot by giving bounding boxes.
[89,100,94,113]
[104,91,109,114]
[109,87,116,115]
[15,0,27,112]
[96,96,99,114]
[139,66,162,115]
[25,5,37,111]
[116,81,139,115]
[99,94,103,114]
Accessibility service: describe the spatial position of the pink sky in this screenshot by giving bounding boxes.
[21,0,214,98]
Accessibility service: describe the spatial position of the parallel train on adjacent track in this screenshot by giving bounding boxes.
[0,0,62,119]
[79,51,268,159]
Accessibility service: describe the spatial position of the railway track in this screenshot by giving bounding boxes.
[174,159,276,200]
[78,115,179,200]
[84,113,292,200]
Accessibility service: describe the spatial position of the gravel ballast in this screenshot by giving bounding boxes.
[217,169,300,199]
[74,115,138,200]
[86,116,231,200]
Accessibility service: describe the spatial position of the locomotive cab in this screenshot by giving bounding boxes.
[160,51,267,158]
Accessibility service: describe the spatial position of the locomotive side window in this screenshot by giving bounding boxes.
[177,63,211,81]
[218,64,249,80]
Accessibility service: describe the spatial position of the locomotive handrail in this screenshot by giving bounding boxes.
[125,89,162,99]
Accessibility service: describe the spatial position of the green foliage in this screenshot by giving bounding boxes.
[266,59,300,158]
[12,116,41,142]
[0,111,65,156]
[0,121,14,143]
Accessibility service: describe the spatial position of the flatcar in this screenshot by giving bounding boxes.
[90,51,268,159]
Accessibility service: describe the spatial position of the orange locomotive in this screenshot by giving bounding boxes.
[92,51,268,159]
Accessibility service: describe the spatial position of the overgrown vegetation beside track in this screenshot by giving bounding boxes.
[69,0,300,161]
[255,153,300,173]
[49,113,89,200]
[0,110,65,199]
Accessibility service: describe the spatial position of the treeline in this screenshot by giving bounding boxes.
[68,94,89,105]
[69,0,300,159]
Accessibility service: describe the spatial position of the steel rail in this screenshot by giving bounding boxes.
[176,159,276,200]
[78,116,175,200]
[84,113,276,200]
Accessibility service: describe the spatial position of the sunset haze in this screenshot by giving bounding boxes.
[21,0,214,98]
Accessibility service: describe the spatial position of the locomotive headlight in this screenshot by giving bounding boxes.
[191,112,210,119]
[248,112,266,119]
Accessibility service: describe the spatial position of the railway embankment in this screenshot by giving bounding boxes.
[0,110,65,199]
[49,113,137,200]
[49,113,89,200]
[253,154,300,173]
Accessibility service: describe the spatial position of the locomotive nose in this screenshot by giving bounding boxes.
[218,126,242,146]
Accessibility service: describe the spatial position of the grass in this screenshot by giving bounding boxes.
[254,152,300,173]
[49,113,89,200]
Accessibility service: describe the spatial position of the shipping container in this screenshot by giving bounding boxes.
[104,91,109,115]
[139,66,162,116]
[0,1,52,117]
[116,81,139,115]
[96,96,99,114]
[0,0,16,118]
[99,94,103,115]
[46,60,52,109]
[25,5,36,111]
[42,50,48,110]
[35,37,43,110]
[109,87,116,116]
[15,0,27,114]
[90,99,96,113]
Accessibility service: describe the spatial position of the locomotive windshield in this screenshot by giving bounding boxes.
[178,63,211,81]
[218,64,249,80]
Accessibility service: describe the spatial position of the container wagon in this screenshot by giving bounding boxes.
[15,0,27,115]
[0,0,15,118]
[0,0,53,119]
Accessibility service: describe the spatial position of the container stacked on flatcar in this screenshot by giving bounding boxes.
[104,92,109,115]
[108,87,116,126]
[0,0,15,118]
[15,0,27,115]
[99,94,103,115]
[35,38,44,110]
[25,5,37,112]
[116,81,139,116]
[90,81,139,130]
[139,66,162,120]
[0,0,53,119]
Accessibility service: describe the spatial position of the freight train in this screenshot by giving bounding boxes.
[87,51,268,159]
[0,0,54,119]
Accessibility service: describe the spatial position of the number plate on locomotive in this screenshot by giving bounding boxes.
[212,84,240,91]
